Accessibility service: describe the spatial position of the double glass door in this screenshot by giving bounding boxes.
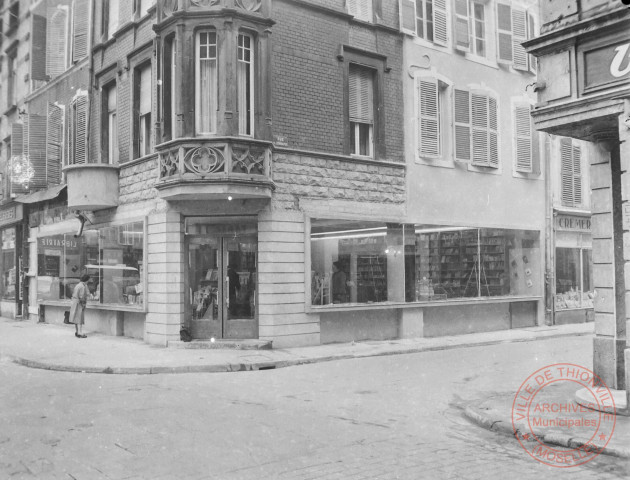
[187,222,257,339]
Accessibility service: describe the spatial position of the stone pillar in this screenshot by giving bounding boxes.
[591,123,627,390]
[386,224,405,303]
[145,212,185,346]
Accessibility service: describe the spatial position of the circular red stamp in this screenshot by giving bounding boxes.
[511,363,616,468]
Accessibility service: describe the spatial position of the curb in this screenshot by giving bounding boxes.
[463,406,630,460]
[0,327,593,375]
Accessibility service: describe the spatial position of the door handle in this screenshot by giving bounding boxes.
[225,276,230,308]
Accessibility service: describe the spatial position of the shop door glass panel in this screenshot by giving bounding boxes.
[189,237,221,339]
[224,236,257,339]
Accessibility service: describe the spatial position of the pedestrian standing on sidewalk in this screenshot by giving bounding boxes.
[69,274,90,338]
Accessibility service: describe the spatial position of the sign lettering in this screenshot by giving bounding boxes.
[610,43,630,78]
[555,215,591,232]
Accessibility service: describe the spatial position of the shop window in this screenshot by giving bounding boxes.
[349,64,374,157]
[406,226,541,301]
[237,32,254,136]
[101,83,118,163]
[36,221,145,307]
[196,30,218,135]
[560,138,582,207]
[555,247,593,310]
[1,228,16,300]
[347,0,373,23]
[400,0,448,47]
[135,63,152,157]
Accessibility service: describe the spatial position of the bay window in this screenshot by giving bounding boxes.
[237,32,254,136]
[196,30,218,134]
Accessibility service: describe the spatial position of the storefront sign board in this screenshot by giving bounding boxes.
[0,204,23,228]
[555,214,591,232]
[583,40,630,91]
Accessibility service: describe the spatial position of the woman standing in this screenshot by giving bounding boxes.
[69,274,90,338]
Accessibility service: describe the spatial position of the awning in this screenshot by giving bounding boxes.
[14,184,67,204]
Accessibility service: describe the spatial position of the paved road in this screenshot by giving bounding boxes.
[0,335,628,479]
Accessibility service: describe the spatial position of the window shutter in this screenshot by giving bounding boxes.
[73,0,89,62]
[512,8,528,71]
[10,123,23,158]
[47,103,64,185]
[560,138,574,206]
[31,14,47,81]
[22,116,30,158]
[488,97,498,167]
[46,6,69,78]
[454,0,470,52]
[349,66,374,124]
[528,13,537,73]
[27,114,48,189]
[71,95,88,164]
[400,0,417,35]
[496,3,512,64]
[453,88,471,162]
[417,77,440,157]
[432,0,448,47]
[347,0,372,21]
[514,104,532,173]
[573,145,582,206]
[471,93,488,166]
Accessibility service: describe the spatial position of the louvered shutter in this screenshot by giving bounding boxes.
[453,88,471,162]
[22,117,30,158]
[496,3,512,64]
[514,105,532,173]
[560,139,573,206]
[347,0,372,21]
[28,115,48,189]
[349,66,374,125]
[573,145,582,206]
[471,93,488,166]
[47,103,63,185]
[31,14,47,81]
[417,77,440,157]
[10,123,28,195]
[73,0,89,62]
[400,0,417,35]
[488,97,498,167]
[454,0,470,52]
[512,8,528,70]
[528,13,537,73]
[71,96,88,164]
[47,6,68,78]
[432,0,448,46]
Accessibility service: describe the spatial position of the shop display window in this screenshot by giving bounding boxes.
[1,228,16,300]
[555,247,594,310]
[36,221,144,307]
[309,219,542,306]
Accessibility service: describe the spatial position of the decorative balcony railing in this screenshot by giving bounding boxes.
[160,0,270,19]
[155,137,274,200]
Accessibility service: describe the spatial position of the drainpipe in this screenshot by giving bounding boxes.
[544,134,554,326]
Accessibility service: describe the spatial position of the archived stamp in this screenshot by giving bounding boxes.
[511,363,616,467]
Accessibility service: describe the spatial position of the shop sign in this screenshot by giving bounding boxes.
[555,214,591,232]
[584,41,630,90]
[0,204,23,228]
[39,237,79,249]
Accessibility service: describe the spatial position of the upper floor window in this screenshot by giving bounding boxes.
[162,34,176,141]
[8,2,19,33]
[349,64,374,157]
[136,64,152,157]
[103,0,119,39]
[135,0,154,18]
[416,76,451,159]
[196,30,218,134]
[400,0,448,46]
[102,84,118,163]
[46,6,69,78]
[7,50,17,106]
[237,33,254,136]
[69,95,87,165]
[496,2,536,72]
[470,1,486,57]
[560,139,582,208]
[347,0,373,23]
[513,103,538,174]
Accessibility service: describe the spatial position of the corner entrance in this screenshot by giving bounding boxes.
[185,218,257,339]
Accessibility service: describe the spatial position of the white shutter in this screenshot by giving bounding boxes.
[432,0,448,46]
[347,0,371,22]
[71,95,88,164]
[496,3,512,64]
[73,0,89,62]
[488,97,498,167]
[471,93,488,166]
[31,14,47,81]
[400,0,417,35]
[454,0,470,52]
[560,139,573,206]
[417,77,440,157]
[514,105,532,173]
[512,8,528,71]
[47,103,64,185]
[528,13,537,73]
[10,123,23,158]
[349,66,374,124]
[573,145,582,206]
[28,114,48,189]
[140,65,152,115]
[453,88,471,162]
[46,6,69,78]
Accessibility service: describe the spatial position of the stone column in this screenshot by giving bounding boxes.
[145,211,185,345]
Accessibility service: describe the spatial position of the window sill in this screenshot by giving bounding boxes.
[464,53,499,69]
[467,163,501,175]
[308,295,542,313]
[415,156,455,169]
[411,36,450,54]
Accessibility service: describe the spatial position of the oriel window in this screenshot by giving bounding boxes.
[237,33,254,136]
[196,30,218,134]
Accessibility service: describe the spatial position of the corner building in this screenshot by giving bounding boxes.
[34,0,406,347]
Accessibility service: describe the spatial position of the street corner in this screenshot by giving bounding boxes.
[463,399,517,437]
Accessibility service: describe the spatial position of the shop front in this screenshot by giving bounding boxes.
[185,218,258,340]
[0,203,24,319]
[553,212,594,324]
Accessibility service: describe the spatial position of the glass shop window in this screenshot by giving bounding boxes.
[36,221,144,307]
[555,247,594,310]
[1,228,16,300]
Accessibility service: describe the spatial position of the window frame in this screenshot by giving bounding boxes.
[237,31,255,137]
[560,138,583,208]
[349,63,375,158]
[469,0,487,58]
[100,81,118,164]
[133,61,153,159]
[414,73,453,163]
[195,29,219,135]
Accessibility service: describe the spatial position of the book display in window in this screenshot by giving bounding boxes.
[463,230,508,297]
[416,231,463,299]
[356,255,386,303]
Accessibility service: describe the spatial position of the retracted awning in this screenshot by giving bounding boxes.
[14,184,67,204]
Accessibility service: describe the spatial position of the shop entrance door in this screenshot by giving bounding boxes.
[187,224,257,339]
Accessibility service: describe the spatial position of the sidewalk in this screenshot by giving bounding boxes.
[0,316,594,375]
